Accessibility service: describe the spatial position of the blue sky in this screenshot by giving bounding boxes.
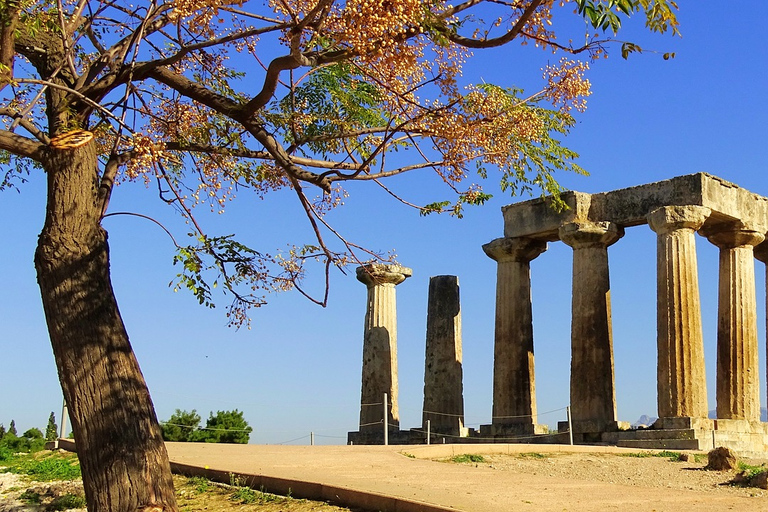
[2,2,767,444]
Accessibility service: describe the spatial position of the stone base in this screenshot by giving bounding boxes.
[557,420,629,434]
[479,422,549,439]
[347,428,414,445]
[612,417,768,456]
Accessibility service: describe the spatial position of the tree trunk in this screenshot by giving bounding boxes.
[34,141,178,512]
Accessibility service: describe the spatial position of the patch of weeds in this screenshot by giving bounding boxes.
[230,486,259,504]
[737,462,768,480]
[731,461,768,489]
[19,489,41,504]
[693,453,707,463]
[620,452,652,458]
[402,452,415,459]
[230,485,283,505]
[450,454,485,464]
[656,450,683,461]
[187,476,211,494]
[3,452,81,481]
[519,453,547,459]
[50,493,87,510]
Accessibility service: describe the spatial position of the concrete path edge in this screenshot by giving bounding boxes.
[169,461,458,512]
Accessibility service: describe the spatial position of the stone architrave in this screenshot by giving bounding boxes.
[422,275,465,436]
[647,206,710,420]
[704,227,765,422]
[483,237,547,433]
[356,264,412,433]
[754,242,768,417]
[559,221,623,432]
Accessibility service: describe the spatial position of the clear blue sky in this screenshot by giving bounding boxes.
[2,3,767,444]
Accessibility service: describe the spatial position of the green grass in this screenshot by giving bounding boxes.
[1,451,81,481]
[450,454,485,464]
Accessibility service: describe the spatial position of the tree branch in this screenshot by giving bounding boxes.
[163,142,361,171]
[0,130,47,161]
[146,66,332,191]
[446,0,544,48]
[0,108,50,143]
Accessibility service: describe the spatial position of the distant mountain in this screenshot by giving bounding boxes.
[632,415,657,428]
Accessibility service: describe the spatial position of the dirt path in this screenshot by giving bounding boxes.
[166,443,768,512]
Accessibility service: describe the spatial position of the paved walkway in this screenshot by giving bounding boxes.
[166,442,767,512]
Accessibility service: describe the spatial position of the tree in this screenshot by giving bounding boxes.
[8,420,16,437]
[161,409,202,442]
[45,412,58,442]
[198,410,253,444]
[0,0,679,511]
[0,424,5,440]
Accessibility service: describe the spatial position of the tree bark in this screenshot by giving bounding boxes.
[34,141,178,512]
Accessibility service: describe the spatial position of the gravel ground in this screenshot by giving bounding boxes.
[473,452,768,498]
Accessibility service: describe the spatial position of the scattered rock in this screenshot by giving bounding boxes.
[706,447,738,471]
[750,471,768,489]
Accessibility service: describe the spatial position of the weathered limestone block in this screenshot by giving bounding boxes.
[356,264,412,433]
[647,206,710,420]
[483,237,547,432]
[422,275,465,436]
[704,227,765,422]
[559,221,623,432]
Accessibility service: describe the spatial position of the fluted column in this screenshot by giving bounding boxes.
[357,264,412,433]
[483,237,547,434]
[704,227,764,421]
[647,206,710,420]
[754,242,768,419]
[559,221,623,432]
[422,275,465,436]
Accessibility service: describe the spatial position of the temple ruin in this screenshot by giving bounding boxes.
[349,173,768,453]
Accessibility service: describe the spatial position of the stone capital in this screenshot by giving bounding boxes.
[356,264,412,287]
[482,237,547,263]
[558,221,624,249]
[704,227,765,250]
[647,206,711,235]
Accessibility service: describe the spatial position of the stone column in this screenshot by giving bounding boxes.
[483,237,547,434]
[559,221,623,433]
[704,227,765,422]
[356,264,412,434]
[647,206,710,422]
[422,275,465,437]
[754,242,768,419]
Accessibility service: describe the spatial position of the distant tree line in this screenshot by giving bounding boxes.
[161,409,252,444]
[0,412,59,456]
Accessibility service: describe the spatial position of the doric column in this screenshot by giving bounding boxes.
[559,221,623,432]
[356,264,412,433]
[704,227,765,422]
[754,242,768,418]
[422,275,465,437]
[647,206,710,420]
[483,237,547,434]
